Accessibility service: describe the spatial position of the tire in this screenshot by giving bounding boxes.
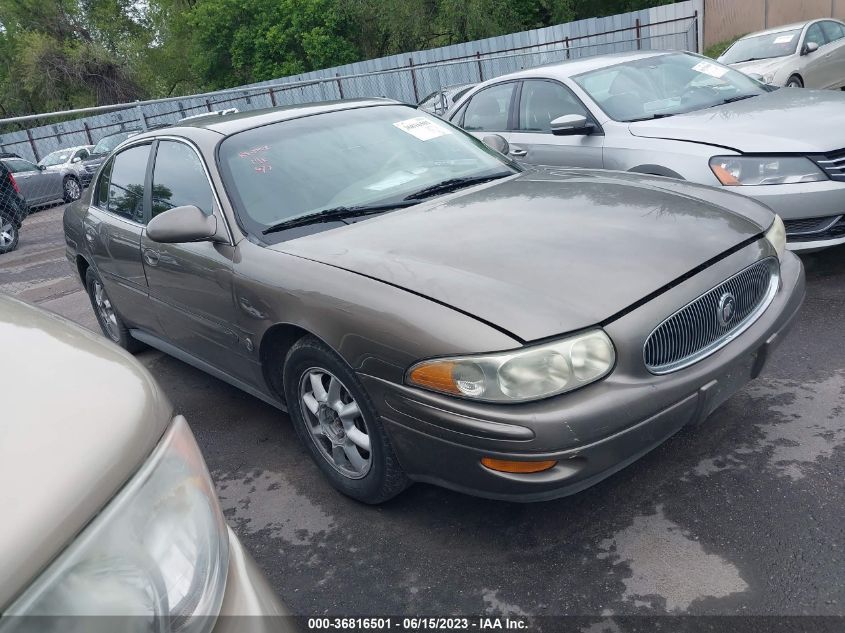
[85,267,144,352]
[0,217,19,254]
[786,75,804,88]
[63,176,82,202]
[283,336,409,504]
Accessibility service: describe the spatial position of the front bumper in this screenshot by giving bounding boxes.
[362,246,805,502]
[211,527,297,632]
[738,180,845,250]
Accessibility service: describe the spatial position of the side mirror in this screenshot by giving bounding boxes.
[550,114,593,136]
[147,205,220,244]
[71,156,81,163]
[38,164,46,171]
[482,134,510,155]
[802,41,819,55]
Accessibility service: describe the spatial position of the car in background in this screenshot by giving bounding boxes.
[37,145,94,203]
[718,19,845,89]
[0,295,293,631]
[64,99,803,503]
[0,156,70,210]
[0,162,29,255]
[79,130,140,186]
[0,152,22,160]
[449,50,845,251]
[418,83,476,116]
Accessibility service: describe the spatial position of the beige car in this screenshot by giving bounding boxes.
[0,295,293,632]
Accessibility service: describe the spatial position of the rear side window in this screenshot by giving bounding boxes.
[151,141,215,218]
[462,83,515,132]
[821,21,845,42]
[518,80,590,132]
[106,144,150,223]
[4,159,36,173]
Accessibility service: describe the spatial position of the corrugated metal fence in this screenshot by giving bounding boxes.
[0,1,702,163]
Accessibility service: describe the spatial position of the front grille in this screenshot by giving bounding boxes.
[643,258,780,374]
[810,148,845,182]
[784,215,842,236]
[787,215,845,243]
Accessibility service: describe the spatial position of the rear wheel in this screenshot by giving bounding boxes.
[0,218,19,254]
[283,336,409,504]
[786,75,804,88]
[63,176,82,202]
[85,267,144,352]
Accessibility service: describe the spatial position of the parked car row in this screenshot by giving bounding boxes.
[447,50,845,252]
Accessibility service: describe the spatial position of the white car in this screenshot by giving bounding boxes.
[719,19,845,89]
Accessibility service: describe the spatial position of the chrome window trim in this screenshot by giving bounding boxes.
[644,258,780,375]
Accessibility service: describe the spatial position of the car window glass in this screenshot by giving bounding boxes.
[805,23,828,47]
[419,91,440,108]
[518,80,590,132]
[151,141,215,218]
[463,83,515,131]
[106,144,150,222]
[821,21,845,42]
[718,29,801,63]
[5,159,36,173]
[96,158,114,208]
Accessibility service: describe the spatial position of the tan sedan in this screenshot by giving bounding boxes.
[0,295,295,632]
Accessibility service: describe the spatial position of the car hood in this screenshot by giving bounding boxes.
[0,296,172,609]
[274,169,771,342]
[628,89,845,153]
[726,56,789,78]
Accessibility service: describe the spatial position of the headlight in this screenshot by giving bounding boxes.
[765,214,787,258]
[2,416,229,632]
[406,330,615,403]
[710,156,826,186]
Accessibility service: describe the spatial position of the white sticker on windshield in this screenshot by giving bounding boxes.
[692,60,729,79]
[393,117,451,141]
[774,34,795,44]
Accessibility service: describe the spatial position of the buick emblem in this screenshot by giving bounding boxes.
[717,292,736,327]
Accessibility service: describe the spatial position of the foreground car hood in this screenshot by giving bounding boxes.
[629,89,845,153]
[275,169,771,342]
[0,297,171,609]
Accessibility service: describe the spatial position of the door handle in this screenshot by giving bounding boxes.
[143,249,160,266]
[509,146,528,157]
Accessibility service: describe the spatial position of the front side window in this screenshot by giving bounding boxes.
[574,53,769,122]
[518,80,590,132]
[95,158,114,208]
[821,21,845,43]
[719,29,801,64]
[805,23,828,47]
[462,83,515,131]
[106,144,150,223]
[218,105,516,239]
[151,141,215,218]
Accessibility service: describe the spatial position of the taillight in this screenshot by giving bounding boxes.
[8,172,20,194]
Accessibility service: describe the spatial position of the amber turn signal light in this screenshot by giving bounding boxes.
[407,361,461,395]
[481,457,557,474]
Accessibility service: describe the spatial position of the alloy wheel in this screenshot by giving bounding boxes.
[299,368,372,479]
[65,178,81,200]
[92,280,119,341]
[0,221,16,249]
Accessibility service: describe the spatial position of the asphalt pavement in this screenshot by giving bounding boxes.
[2,203,844,622]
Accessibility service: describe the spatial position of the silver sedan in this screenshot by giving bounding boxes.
[37,145,93,202]
[718,19,845,89]
[448,50,845,251]
[0,157,68,208]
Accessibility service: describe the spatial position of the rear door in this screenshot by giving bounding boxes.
[508,79,604,168]
[83,143,158,328]
[140,139,245,375]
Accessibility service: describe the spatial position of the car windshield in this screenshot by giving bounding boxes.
[40,150,72,166]
[573,52,769,122]
[218,105,517,238]
[92,132,133,155]
[719,29,801,64]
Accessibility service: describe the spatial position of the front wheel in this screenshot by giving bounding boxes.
[785,75,804,88]
[63,176,82,202]
[283,336,409,504]
[0,217,19,254]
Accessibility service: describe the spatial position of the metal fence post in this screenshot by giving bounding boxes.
[136,103,148,130]
[693,10,700,53]
[83,122,93,144]
[564,37,570,59]
[635,18,642,50]
[408,57,419,102]
[268,87,277,106]
[25,129,39,161]
[476,51,484,81]
[336,73,344,99]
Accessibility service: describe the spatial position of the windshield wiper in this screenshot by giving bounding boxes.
[403,172,512,201]
[262,201,416,235]
[626,113,677,122]
[707,94,758,109]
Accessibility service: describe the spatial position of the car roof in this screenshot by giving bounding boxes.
[150,98,400,137]
[739,20,827,38]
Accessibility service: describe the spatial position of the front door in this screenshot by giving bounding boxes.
[6,159,60,206]
[507,79,604,168]
[140,140,247,377]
